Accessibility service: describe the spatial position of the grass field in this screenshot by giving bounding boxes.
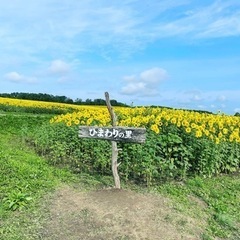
[0,113,239,239]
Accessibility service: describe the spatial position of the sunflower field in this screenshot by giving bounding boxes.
[1,97,239,184]
[0,97,81,114]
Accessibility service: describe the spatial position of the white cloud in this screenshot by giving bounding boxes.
[220,103,226,108]
[57,76,71,83]
[49,60,70,75]
[121,82,146,95]
[4,71,37,83]
[192,94,202,101]
[123,75,136,82]
[154,1,240,39]
[4,72,22,82]
[173,90,203,104]
[217,95,226,101]
[148,89,240,114]
[1,0,240,62]
[197,104,206,109]
[140,68,168,84]
[121,67,168,96]
[210,104,216,108]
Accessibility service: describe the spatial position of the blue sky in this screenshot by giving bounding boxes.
[1,0,240,114]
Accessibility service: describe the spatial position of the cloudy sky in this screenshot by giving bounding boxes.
[1,0,240,114]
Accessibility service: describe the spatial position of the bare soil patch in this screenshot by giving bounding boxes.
[39,185,206,240]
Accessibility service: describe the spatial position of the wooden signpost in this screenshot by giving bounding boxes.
[78,92,146,189]
[79,126,146,143]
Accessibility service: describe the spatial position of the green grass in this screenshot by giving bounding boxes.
[0,114,76,239]
[0,113,240,240]
[155,175,240,239]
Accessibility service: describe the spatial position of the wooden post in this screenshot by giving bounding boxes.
[105,92,121,189]
[78,93,146,188]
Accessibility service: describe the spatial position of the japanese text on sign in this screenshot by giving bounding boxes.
[89,128,133,139]
[79,126,146,143]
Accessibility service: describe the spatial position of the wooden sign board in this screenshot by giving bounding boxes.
[79,126,146,143]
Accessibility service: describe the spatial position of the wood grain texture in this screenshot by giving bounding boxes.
[79,126,146,143]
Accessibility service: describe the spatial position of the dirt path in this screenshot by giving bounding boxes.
[37,185,206,240]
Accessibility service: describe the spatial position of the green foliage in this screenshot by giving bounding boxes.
[0,114,52,134]
[0,103,69,114]
[29,123,112,175]
[25,120,240,185]
[3,191,33,211]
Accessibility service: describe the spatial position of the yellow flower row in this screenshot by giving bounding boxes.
[50,106,240,144]
[0,97,104,112]
[1,97,239,144]
[50,107,111,127]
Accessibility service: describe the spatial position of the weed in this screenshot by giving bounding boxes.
[3,191,33,211]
